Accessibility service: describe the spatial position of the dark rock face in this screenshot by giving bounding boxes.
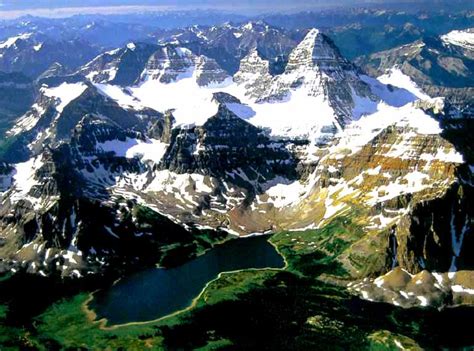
[161,103,297,186]
[4,83,163,162]
[79,43,158,86]
[36,62,86,87]
[56,86,143,139]
[396,183,474,273]
[0,162,13,192]
[147,110,175,143]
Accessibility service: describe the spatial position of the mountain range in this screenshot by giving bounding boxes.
[0,20,472,301]
[0,15,473,350]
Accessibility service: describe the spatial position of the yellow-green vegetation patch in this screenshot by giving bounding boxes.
[35,293,164,350]
[194,339,233,350]
[368,330,423,350]
[345,228,391,278]
[195,270,279,307]
[271,212,365,278]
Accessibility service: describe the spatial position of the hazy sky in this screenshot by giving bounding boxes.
[0,1,463,19]
[0,1,332,19]
[0,0,368,10]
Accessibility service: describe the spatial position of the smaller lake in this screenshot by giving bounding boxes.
[91,235,285,325]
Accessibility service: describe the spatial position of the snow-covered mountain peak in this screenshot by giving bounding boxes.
[138,45,229,87]
[298,27,321,47]
[241,20,270,33]
[126,42,137,51]
[441,29,474,50]
[234,47,271,76]
[285,28,344,72]
[0,33,33,49]
[233,48,272,99]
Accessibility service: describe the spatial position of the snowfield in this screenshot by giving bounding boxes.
[93,48,438,145]
[441,29,474,50]
[42,82,88,113]
[376,67,431,101]
[130,68,230,127]
[0,33,33,49]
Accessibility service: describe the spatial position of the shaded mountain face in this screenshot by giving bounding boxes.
[0,72,34,138]
[0,21,473,311]
[0,32,100,79]
[357,28,474,105]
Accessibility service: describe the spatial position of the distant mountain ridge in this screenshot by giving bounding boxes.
[357,28,474,106]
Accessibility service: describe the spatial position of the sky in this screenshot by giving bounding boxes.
[0,1,465,19]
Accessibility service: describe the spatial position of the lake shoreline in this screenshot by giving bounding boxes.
[85,234,287,329]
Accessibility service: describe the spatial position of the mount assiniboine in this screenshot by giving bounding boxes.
[0,22,473,310]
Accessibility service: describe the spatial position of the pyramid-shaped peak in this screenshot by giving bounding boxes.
[286,28,345,71]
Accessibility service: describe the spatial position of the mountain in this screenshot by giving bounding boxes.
[0,15,473,350]
[0,32,100,79]
[79,28,378,144]
[357,28,474,106]
[0,20,472,322]
[143,21,303,75]
[235,28,377,131]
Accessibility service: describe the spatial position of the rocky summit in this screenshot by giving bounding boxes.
[0,10,473,350]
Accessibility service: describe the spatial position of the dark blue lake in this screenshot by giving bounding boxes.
[91,235,285,325]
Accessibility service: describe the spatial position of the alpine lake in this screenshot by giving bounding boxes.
[90,235,285,325]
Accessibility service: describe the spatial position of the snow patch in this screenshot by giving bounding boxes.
[441,30,474,50]
[265,180,307,208]
[97,138,168,163]
[451,285,474,295]
[0,33,32,49]
[95,84,143,110]
[42,82,88,113]
[377,68,430,101]
[10,156,44,204]
[130,69,231,127]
